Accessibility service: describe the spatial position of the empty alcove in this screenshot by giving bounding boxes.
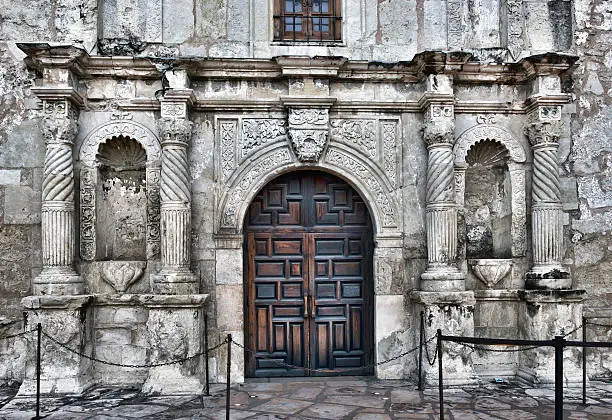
[96,136,148,261]
[464,140,512,259]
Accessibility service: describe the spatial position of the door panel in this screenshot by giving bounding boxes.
[245,172,372,377]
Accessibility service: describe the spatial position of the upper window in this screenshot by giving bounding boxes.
[274,0,342,42]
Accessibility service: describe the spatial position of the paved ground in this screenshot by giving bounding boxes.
[0,378,610,419]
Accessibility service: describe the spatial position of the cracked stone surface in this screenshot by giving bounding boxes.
[0,378,610,419]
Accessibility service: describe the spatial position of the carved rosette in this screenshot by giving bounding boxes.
[288,108,329,162]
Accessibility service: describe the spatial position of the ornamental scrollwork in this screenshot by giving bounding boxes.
[221,149,293,228]
[241,119,286,158]
[288,108,330,163]
[330,119,377,159]
[219,120,237,181]
[325,149,397,227]
[382,121,398,186]
[80,166,97,261]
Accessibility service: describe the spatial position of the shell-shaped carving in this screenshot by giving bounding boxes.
[466,140,509,167]
[97,136,147,170]
[468,259,513,287]
[101,260,146,293]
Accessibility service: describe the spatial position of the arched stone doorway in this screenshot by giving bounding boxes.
[244,170,374,377]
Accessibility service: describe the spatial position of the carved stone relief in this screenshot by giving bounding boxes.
[454,124,526,165]
[505,0,524,60]
[382,121,398,187]
[221,148,293,229]
[80,166,97,261]
[241,119,286,158]
[330,119,377,159]
[447,0,466,49]
[219,119,238,182]
[288,109,329,162]
[325,148,397,228]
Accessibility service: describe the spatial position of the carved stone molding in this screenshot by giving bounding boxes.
[447,0,466,50]
[330,119,377,159]
[382,121,398,187]
[79,166,97,261]
[424,105,454,147]
[325,148,398,228]
[219,119,238,181]
[538,106,561,121]
[454,124,527,165]
[288,108,329,162]
[221,148,293,229]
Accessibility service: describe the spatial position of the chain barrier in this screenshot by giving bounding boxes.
[562,324,583,338]
[42,331,228,369]
[0,329,36,342]
[232,334,438,374]
[456,342,541,353]
[585,321,612,328]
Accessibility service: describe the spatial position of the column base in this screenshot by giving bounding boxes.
[518,290,585,386]
[421,266,465,292]
[151,270,198,294]
[33,268,83,295]
[525,265,571,290]
[18,295,93,395]
[410,291,477,386]
[141,295,208,394]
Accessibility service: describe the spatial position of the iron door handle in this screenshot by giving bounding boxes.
[304,295,310,318]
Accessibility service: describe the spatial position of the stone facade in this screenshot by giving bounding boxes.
[0,0,609,391]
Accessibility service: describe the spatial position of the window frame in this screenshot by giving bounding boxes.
[273,0,342,43]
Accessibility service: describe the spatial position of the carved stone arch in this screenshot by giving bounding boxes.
[218,146,400,236]
[453,124,527,165]
[78,120,162,261]
[453,123,528,257]
[79,120,162,166]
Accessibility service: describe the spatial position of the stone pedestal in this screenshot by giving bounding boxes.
[18,296,93,395]
[141,294,208,394]
[410,291,477,386]
[517,290,585,386]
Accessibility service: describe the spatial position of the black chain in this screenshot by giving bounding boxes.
[43,331,228,369]
[232,335,437,373]
[585,321,612,328]
[0,329,36,342]
[562,324,583,338]
[456,342,541,353]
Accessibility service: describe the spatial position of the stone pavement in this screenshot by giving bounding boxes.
[0,377,610,419]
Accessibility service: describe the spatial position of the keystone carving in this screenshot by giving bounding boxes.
[288,108,329,162]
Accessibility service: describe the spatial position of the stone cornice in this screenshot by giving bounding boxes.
[18,44,578,84]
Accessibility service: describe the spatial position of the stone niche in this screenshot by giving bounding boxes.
[79,121,162,295]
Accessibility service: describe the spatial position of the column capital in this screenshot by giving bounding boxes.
[525,120,562,148]
[157,117,193,147]
[423,104,455,148]
[41,100,78,145]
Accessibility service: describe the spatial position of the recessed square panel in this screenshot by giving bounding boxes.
[266,187,284,208]
[348,240,362,255]
[256,283,276,299]
[290,261,302,277]
[273,239,302,255]
[316,282,336,298]
[341,283,362,298]
[255,239,268,255]
[315,239,344,255]
[317,306,345,317]
[256,261,285,277]
[282,283,302,298]
[316,262,328,276]
[333,261,361,277]
[332,188,349,208]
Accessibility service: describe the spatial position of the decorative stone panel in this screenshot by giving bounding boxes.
[288,109,329,162]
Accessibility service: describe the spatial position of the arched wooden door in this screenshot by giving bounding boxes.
[244,171,374,377]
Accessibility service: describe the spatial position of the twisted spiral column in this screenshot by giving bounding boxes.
[153,117,197,294]
[34,102,83,295]
[421,110,464,292]
[525,121,570,289]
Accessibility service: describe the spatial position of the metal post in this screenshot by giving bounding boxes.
[437,329,444,420]
[36,322,41,420]
[582,317,587,406]
[418,311,424,390]
[204,313,210,396]
[554,335,564,420]
[226,334,232,420]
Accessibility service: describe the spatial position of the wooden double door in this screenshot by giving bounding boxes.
[245,171,374,377]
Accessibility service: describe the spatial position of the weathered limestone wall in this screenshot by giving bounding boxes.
[566,0,612,379]
[0,0,97,384]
